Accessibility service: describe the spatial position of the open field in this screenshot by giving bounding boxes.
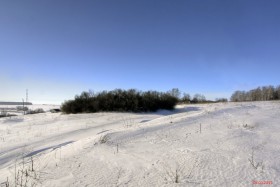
[0,101,279,186]
[0,104,60,116]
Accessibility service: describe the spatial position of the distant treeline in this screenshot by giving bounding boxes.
[180,93,221,103]
[230,85,280,102]
[61,89,178,114]
[0,102,32,105]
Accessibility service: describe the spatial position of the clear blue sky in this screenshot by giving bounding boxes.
[1,0,280,104]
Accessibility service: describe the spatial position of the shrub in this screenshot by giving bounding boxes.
[215,98,228,102]
[26,108,45,115]
[190,94,207,103]
[181,93,191,103]
[61,89,178,114]
[16,106,29,111]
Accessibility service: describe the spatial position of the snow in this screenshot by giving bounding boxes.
[0,104,60,116]
[0,101,279,186]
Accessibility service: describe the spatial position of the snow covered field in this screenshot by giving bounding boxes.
[0,104,60,116]
[0,101,279,186]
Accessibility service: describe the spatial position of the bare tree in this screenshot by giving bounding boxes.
[231,85,280,102]
[181,93,191,103]
[193,94,206,103]
[262,86,273,100]
[169,88,181,100]
[275,85,280,99]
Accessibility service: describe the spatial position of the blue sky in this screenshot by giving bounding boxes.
[1,0,280,104]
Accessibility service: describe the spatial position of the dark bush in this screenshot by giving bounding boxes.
[61,89,178,114]
[192,94,206,103]
[26,108,45,115]
[215,98,228,102]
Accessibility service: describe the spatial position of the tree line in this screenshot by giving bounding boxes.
[166,88,218,103]
[61,88,230,114]
[61,89,178,114]
[230,85,280,102]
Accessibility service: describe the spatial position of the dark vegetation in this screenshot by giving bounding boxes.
[61,89,179,114]
[231,85,280,102]
[61,88,221,114]
[215,98,228,102]
[50,109,61,113]
[180,92,216,104]
[26,108,45,115]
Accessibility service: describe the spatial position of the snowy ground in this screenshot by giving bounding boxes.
[0,101,279,186]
